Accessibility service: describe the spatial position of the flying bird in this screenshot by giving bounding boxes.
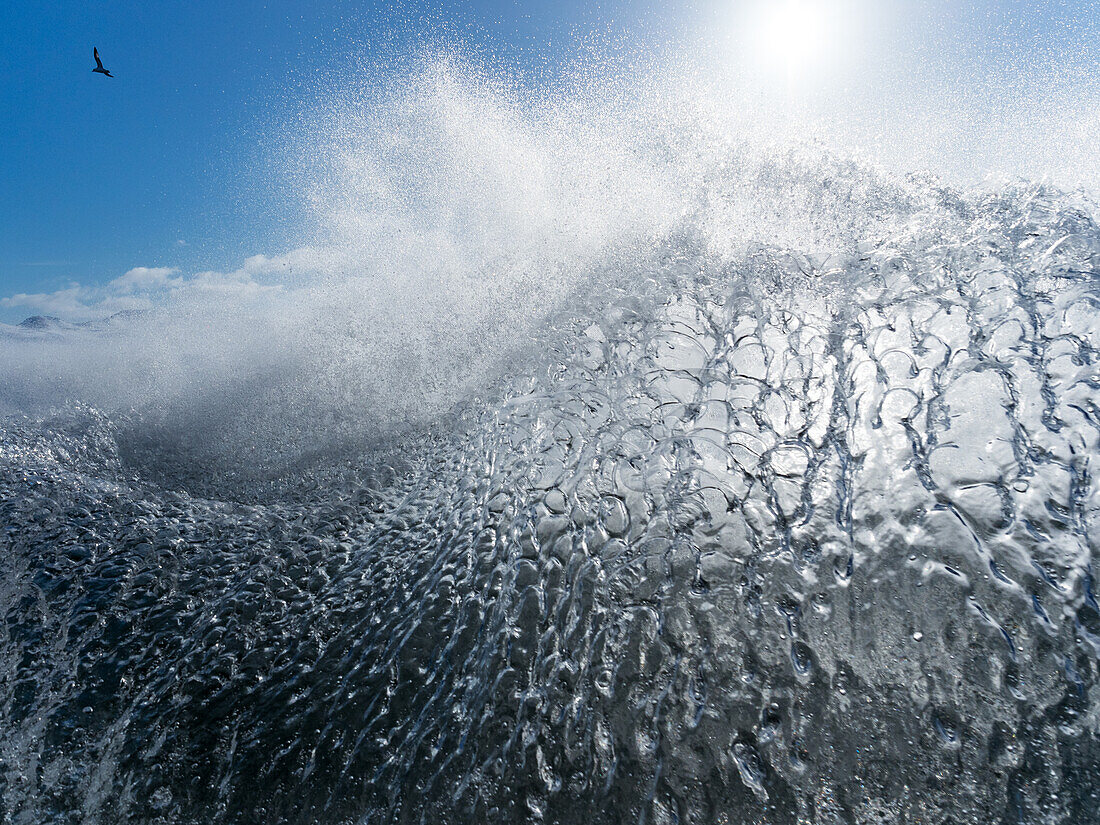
[92,47,113,78]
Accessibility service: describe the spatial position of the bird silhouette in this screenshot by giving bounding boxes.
[92,47,113,78]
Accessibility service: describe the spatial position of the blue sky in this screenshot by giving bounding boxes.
[0,0,680,320]
[2,0,1098,323]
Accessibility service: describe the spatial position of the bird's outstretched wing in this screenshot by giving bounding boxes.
[94,47,104,70]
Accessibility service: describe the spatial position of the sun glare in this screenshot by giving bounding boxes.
[744,0,850,83]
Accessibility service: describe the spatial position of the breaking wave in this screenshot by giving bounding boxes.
[3,55,1100,824]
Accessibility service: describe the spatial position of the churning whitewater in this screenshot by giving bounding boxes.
[2,61,1100,824]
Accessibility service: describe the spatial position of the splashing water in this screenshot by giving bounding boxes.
[2,54,1100,824]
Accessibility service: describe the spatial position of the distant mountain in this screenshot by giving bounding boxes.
[18,315,69,330]
[1,311,148,340]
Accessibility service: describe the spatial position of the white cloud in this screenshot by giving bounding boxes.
[109,266,182,293]
[0,250,330,322]
[0,285,155,321]
[1,286,87,317]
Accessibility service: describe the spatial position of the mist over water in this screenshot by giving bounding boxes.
[3,35,1100,824]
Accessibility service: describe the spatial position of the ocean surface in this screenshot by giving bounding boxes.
[2,59,1100,823]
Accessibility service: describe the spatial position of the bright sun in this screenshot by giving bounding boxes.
[746,0,847,82]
